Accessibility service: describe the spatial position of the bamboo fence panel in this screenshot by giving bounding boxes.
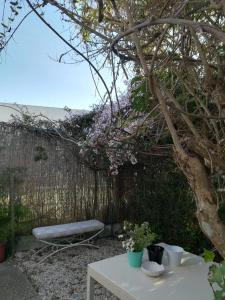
[0,124,121,232]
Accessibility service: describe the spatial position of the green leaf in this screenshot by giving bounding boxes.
[209,267,223,285]
[81,28,90,42]
[132,96,146,112]
[220,261,225,275]
[10,1,18,5]
[131,75,143,85]
[10,6,18,15]
[214,290,224,300]
[1,23,8,29]
[203,249,215,262]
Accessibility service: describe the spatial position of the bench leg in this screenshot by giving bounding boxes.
[87,273,95,300]
[37,243,99,264]
[31,244,50,258]
[36,228,104,264]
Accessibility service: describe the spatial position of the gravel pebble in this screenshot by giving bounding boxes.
[13,239,124,300]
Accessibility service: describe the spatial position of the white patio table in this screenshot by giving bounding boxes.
[87,250,214,300]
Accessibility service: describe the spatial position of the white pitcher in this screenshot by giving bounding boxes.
[157,243,184,269]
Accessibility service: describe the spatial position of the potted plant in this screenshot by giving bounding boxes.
[120,221,156,268]
[0,223,9,263]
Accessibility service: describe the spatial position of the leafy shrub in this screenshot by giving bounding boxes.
[203,249,225,300]
[121,159,211,254]
[0,218,10,242]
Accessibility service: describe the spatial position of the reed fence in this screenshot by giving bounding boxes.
[0,123,119,233]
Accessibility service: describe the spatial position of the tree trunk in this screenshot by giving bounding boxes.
[153,79,225,258]
[176,149,225,258]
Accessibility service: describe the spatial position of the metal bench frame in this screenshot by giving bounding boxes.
[33,226,104,264]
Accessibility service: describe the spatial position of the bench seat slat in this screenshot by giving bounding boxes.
[32,219,104,240]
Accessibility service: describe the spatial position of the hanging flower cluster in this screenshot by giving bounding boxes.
[80,88,142,174]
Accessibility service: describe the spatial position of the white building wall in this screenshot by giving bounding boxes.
[0,102,87,122]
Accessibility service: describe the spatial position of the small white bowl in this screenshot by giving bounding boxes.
[141,261,165,277]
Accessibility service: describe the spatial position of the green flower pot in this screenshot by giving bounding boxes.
[127,250,144,268]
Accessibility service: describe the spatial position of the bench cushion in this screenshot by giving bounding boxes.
[32,219,104,240]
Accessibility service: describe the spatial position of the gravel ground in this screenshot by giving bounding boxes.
[12,239,124,300]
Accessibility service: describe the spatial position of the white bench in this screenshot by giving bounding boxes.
[32,219,104,263]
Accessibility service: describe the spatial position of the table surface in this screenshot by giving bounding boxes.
[88,251,214,300]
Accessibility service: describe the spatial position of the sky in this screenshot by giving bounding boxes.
[0,3,116,110]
